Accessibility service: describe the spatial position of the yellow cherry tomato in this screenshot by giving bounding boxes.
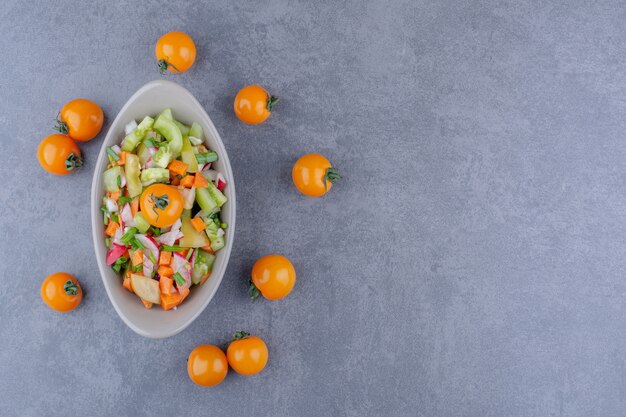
[226,332,268,375]
[187,344,229,387]
[139,184,184,228]
[292,154,341,197]
[41,272,83,312]
[155,32,196,74]
[37,134,83,176]
[233,85,278,124]
[55,99,104,142]
[250,254,296,301]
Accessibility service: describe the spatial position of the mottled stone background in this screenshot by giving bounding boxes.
[1,0,625,416]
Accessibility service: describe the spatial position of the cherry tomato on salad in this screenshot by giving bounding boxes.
[187,344,229,387]
[233,85,278,124]
[41,272,83,312]
[155,32,196,74]
[227,332,268,375]
[139,184,184,228]
[54,99,104,142]
[292,154,341,197]
[37,134,83,175]
[249,254,296,301]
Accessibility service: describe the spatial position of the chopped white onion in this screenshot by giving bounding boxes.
[143,254,154,277]
[119,167,127,188]
[188,136,203,145]
[104,197,118,213]
[217,228,225,237]
[120,204,134,227]
[111,144,121,155]
[202,169,218,181]
[178,187,196,210]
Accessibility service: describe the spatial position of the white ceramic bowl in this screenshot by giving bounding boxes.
[91,80,236,339]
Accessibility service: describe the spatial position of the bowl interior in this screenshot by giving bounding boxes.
[91,80,235,339]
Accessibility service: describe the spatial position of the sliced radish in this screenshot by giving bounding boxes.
[200,163,212,171]
[143,253,154,277]
[144,158,155,169]
[124,120,138,135]
[104,197,118,213]
[216,173,226,192]
[178,187,196,210]
[135,234,159,262]
[111,144,122,155]
[106,244,127,265]
[120,204,134,227]
[172,252,192,290]
[156,229,183,246]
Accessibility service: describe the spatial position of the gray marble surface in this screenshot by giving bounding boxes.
[1,0,625,416]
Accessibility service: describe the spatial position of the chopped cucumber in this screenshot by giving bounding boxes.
[158,108,173,120]
[121,116,154,152]
[124,153,142,197]
[192,249,216,284]
[174,120,190,136]
[196,187,218,213]
[103,166,122,192]
[189,122,203,140]
[133,212,151,233]
[136,143,152,166]
[211,235,225,252]
[206,179,227,207]
[153,115,183,157]
[141,168,170,185]
[153,144,172,168]
[181,137,199,173]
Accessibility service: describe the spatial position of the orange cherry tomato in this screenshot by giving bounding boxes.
[55,99,104,142]
[139,184,184,228]
[155,32,196,74]
[41,272,83,312]
[233,85,278,124]
[187,344,229,387]
[292,154,341,197]
[226,332,268,375]
[37,134,83,176]
[250,254,296,301]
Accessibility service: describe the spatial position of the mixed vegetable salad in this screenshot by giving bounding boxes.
[102,108,228,310]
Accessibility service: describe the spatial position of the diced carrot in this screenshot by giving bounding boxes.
[130,197,139,217]
[131,250,143,266]
[178,287,190,305]
[122,249,130,259]
[158,251,172,266]
[200,244,214,254]
[193,172,208,188]
[105,221,120,237]
[168,160,188,177]
[199,273,211,286]
[190,217,205,231]
[160,292,181,310]
[117,151,126,165]
[159,276,174,294]
[180,175,194,188]
[141,298,153,309]
[171,177,181,186]
[123,276,133,293]
[177,249,189,258]
[108,191,121,202]
[157,265,174,277]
